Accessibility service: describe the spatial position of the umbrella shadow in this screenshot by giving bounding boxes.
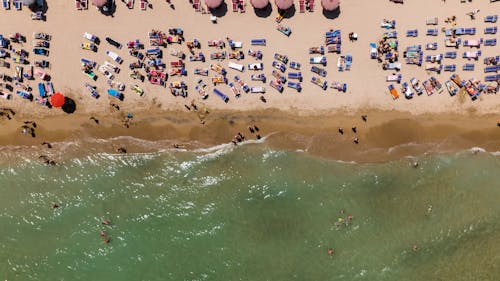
[100,1,117,17]
[253,3,273,18]
[62,97,77,114]
[322,7,341,19]
[282,5,296,19]
[210,2,228,17]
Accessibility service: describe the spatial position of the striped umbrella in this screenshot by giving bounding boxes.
[251,0,269,9]
[275,0,293,10]
[205,0,223,9]
[321,0,339,11]
[91,0,108,7]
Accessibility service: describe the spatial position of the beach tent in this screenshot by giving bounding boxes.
[275,0,293,10]
[205,0,223,9]
[50,93,65,108]
[91,0,108,7]
[251,0,269,9]
[21,0,36,6]
[321,0,339,11]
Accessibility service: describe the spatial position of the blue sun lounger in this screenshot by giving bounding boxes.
[464,28,476,35]
[107,89,124,100]
[425,42,438,50]
[13,0,20,10]
[444,65,456,72]
[406,45,421,51]
[289,61,301,70]
[251,39,266,46]
[406,29,418,37]
[484,66,499,73]
[426,54,443,63]
[16,90,31,99]
[484,15,498,23]
[485,74,500,82]
[426,29,438,36]
[287,81,302,92]
[484,56,499,64]
[484,27,497,34]
[38,82,46,97]
[325,30,341,38]
[445,51,457,59]
[484,39,497,46]
[463,64,475,71]
[383,31,397,39]
[81,58,97,68]
[213,88,229,103]
[3,0,10,9]
[288,72,303,81]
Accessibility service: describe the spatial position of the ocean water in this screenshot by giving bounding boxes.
[0,143,499,281]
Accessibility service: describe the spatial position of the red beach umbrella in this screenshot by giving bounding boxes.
[251,0,269,9]
[321,0,339,11]
[50,93,65,108]
[275,0,293,10]
[91,0,108,7]
[205,0,223,9]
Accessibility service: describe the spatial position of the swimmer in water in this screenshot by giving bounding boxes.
[327,248,334,255]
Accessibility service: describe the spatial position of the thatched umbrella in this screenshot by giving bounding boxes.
[205,0,223,9]
[251,0,269,9]
[91,0,108,7]
[275,0,293,10]
[321,0,339,11]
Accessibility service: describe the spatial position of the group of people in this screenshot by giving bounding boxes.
[231,124,261,145]
[338,115,367,144]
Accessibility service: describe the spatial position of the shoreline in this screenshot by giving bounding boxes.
[0,108,499,164]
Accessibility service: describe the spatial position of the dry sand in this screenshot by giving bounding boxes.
[0,0,499,161]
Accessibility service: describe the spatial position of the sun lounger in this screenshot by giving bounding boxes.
[287,82,302,92]
[233,75,249,92]
[484,27,497,34]
[16,90,32,100]
[410,78,424,95]
[251,39,266,46]
[308,0,314,12]
[425,42,438,50]
[464,28,475,35]
[463,50,481,60]
[3,0,10,10]
[325,30,341,38]
[288,72,303,81]
[426,29,438,36]
[463,63,475,71]
[327,45,341,54]
[406,30,418,37]
[299,0,305,13]
[75,0,81,10]
[140,0,146,10]
[13,0,20,10]
[484,66,499,73]
[290,61,301,70]
[330,81,347,93]
[383,31,397,39]
[405,55,422,66]
[311,76,327,90]
[484,15,497,23]
[426,17,438,25]
[445,51,457,59]
[463,39,483,47]
[310,56,327,66]
[386,73,402,83]
[484,56,499,65]
[239,0,245,12]
[193,0,200,12]
[484,39,496,46]
[445,38,461,48]
[485,74,500,82]
[388,84,399,99]
[444,64,456,72]
[38,82,46,97]
[269,80,284,93]
[126,0,134,8]
[423,80,435,96]
[271,70,287,83]
[380,20,396,29]
[424,64,442,74]
[401,82,413,99]
[81,0,87,9]
[425,54,443,63]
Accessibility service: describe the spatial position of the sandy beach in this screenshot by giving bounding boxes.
[0,0,499,159]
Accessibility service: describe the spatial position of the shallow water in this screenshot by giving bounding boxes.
[0,143,499,281]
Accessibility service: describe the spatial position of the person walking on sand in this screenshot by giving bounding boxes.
[352,127,357,133]
[361,115,367,122]
[338,128,344,135]
[42,141,52,148]
[353,137,359,144]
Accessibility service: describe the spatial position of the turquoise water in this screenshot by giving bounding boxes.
[0,144,499,281]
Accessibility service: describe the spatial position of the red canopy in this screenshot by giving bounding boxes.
[275,0,293,10]
[91,0,107,7]
[205,0,223,9]
[321,0,339,11]
[50,93,65,108]
[251,0,269,9]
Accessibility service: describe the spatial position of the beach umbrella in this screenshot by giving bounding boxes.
[275,0,293,10]
[321,0,339,11]
[204,0,223,9]
[50,93,65,108]
[251,0,269,9]
[21,0,35,5]
[91,0,108,7]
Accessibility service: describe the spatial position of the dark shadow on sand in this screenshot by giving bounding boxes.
[322,7,341,20]
[210,2,228,17]
[62,97,76,114]
[282,5,296,19]
[253,3,273,18]
[100,1,117,17]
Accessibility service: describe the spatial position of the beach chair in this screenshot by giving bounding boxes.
[16,90,32,100]
[386,74,402,83]
[308,0,314,12]
[325,30,341,38]
[3,0,10,10]
[239,0,245,12]
[290,61,301,70]
[193,0,200,12]
[234,75,249,92]
[287,82,302,92]
[426,17,438,25]
[484,15,498,23]
[345,55,352,71]
[406,30,418,37]
[484,66,499,73]
[484,39,496,46]
[383,31,398,39]
[405,55,422,66]
[274,53,289,64]
[81,0,87,9]
[401,82,413,99]
[231,0,238,12]
[425,54,443,63]
[13,0,20,10]
[250,73,266,82]
[410,78,424,95]
[311,76,327,90]
[423,80,435,96]
[485,75,500,82]
[45,82,54,95]
[484,27,497,34]
[425,42,438,50]
[327,45,341,54]
[140,0,146,10]
[463,39,483,47]
[426,29,438,36]
[75,0,82,10]
[251,39,266,46]
[38,82,46,97]
[464,28,476,35]
[380,19,396,29]
[463,64,475,71]
[445,38,461,48]
[126,0,134,9]
[299,0,305,13]
[330,81,347,93]
[272,61,286,72]
[288,72,303,81]
[388,84,399,99]
[445,52,457,59]
[444,64,456,72]
[445,81,458,96]
[268,80,283,93]
[484,56,499,65]
[310,56,327,66]
[424,64,442,74]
